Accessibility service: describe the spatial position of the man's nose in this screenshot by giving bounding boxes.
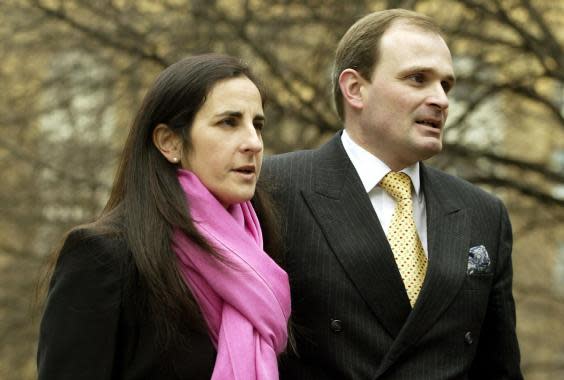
[429,83,449,110]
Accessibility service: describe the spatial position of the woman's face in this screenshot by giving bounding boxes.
[183,76,264,207]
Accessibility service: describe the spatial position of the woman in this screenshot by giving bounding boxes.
[38,54,291,379]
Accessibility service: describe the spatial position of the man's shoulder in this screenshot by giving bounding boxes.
[261,151,312,193]
[262,148,318,177]
[423,164,503,207]
[264,148,315,165]
[263,132,344,173]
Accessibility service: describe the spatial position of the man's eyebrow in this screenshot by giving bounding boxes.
[400,66,456,83]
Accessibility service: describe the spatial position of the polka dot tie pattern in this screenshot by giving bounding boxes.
[379,172,427,307]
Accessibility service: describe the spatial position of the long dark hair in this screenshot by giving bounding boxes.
[48,54,282,347]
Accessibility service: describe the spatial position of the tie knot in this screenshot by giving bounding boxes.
[379,172,412,201]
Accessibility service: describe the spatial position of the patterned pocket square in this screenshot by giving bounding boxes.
[467,245,491,275]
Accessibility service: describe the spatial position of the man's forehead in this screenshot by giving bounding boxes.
[381,20,447,45]
[386,19,443,36]
[379,23,451,57]
[375,23,454,79]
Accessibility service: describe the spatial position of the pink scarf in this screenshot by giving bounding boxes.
[173,169,291,380]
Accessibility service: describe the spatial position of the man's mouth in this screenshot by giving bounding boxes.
[415,118,441,129]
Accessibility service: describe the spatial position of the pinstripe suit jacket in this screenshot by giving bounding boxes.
[262,132,522,380]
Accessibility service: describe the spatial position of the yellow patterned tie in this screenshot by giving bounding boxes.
[379,172,427,307]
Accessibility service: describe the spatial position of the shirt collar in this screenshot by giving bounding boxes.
[341,129,421,195]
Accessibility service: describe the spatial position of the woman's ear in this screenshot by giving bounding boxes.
[152,124,183,165]
[339,68,366,111]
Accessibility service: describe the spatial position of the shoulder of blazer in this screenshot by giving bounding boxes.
[263,149,315,176]
[261,149,317,195]
[43,226,133,319]
[262,132,346,189]
[51,226,133,298]
[422,163,505,211]
[57,226,131,270]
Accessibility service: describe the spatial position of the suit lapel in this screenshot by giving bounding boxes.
[415,164,470,325]
[376,163,470,376]
[301,134,411,337]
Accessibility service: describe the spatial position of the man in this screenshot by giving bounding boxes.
[262,9,523,379]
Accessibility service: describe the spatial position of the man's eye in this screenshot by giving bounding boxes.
[441,80,452,93]
[408,73,425,83]
[254,121,264,131]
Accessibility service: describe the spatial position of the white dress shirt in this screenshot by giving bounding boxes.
[341,130,429,256]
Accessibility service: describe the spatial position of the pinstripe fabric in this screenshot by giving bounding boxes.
[261,132,522,380]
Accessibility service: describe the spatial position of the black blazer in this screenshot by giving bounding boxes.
[262,132,522,380]
[37,228,216,379]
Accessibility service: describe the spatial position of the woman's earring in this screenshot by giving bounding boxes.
[172,157,179,163]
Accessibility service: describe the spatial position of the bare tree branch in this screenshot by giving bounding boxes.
[445,143,564,183]
[466,175,564,207]
[0,138,110,190]
[29,0,169,68]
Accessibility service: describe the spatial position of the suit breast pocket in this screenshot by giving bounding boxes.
[461,272,494,291]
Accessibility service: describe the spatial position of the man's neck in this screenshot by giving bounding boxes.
[343,127,417,171]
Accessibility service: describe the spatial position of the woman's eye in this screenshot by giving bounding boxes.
[221,118,237,127]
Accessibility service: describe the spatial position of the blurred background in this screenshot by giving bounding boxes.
[1,0,563,379]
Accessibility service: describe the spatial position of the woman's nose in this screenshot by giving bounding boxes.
[241,124,263,153]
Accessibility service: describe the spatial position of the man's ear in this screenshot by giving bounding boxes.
[339,68,366,111]
[152,123,183,165]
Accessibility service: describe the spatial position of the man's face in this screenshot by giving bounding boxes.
[354,22,455,170]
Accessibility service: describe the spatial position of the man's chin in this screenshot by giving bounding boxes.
[417,141,443,161]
